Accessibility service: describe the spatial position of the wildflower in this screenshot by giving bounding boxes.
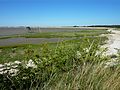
[83,48,89,53]
[0,61,20,76]
[26,59,37,68]
[76,51,81,59]
[95,51,102,56]
[0,71,4,74]
[104,59,119,68]
[0,70,8,75]
[6,67,10,70]
[14,61,21,64]
[0,68,6,72]
[3,70,8,74]
[23,77,27,80]
[11,65,18,68]
[4,62,14,66]
[0,64,4,68]
[8,69,19,76]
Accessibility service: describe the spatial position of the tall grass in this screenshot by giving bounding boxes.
[42,63,120,90]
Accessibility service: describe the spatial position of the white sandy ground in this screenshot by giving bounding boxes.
[103,29,120,55]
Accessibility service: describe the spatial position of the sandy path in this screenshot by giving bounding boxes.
[104,29,120,55]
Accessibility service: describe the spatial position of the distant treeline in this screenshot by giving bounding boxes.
[88,25,120,28]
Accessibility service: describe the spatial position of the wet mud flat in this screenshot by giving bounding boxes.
[0,27,81,46]
[0,27,81,36]
[0,27,27,36]
[0,37,73,46]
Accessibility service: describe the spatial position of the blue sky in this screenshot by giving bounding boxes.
[0,0,120,26]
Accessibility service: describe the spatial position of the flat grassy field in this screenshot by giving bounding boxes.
[0,29,109,39]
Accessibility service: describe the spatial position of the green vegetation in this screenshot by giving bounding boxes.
[0,36,108,63]
[0,29,120,90]
[0,29,109,39]
[22,30,109,38]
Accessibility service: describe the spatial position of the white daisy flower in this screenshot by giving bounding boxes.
[26,59,37,68]
[14,61,21,64]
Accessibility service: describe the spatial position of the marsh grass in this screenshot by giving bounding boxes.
[0,29,109,39]
[22,30,109,38]
[0,28,118,90]
[1,36,119,90]
[0,37,108,63]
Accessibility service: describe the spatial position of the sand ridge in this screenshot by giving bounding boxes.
[104,29,120,55]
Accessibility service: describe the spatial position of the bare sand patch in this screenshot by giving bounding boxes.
[103,29,120,55]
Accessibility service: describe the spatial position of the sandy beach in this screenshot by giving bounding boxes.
[103,29,120,55]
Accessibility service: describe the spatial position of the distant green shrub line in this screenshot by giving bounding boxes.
[89,25,120,28]
[22,30,109,38]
